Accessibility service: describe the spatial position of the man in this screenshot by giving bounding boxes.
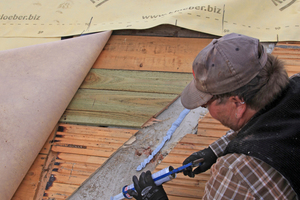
[128,33,300,200]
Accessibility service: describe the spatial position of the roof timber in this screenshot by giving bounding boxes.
[12,35,300,200]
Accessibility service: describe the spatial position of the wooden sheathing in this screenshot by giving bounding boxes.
[42,124,138,199]
[60,35,213,128]
[12,126,57,200]
[271,41,300,77]
[13,41,300,200]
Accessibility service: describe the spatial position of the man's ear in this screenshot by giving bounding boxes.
[230,96,246,119]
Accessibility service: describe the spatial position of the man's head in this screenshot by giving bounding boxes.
[181,33,289,130]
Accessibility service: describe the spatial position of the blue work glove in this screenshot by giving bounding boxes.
[127,170,168,200]
[182,147,217,177]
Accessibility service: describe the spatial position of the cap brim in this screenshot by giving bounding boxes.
[181,79,213,109]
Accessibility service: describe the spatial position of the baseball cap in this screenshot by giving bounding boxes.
[181,33,267,109]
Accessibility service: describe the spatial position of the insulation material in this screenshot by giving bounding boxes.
[0,31,112,200]
[0,0,299,41]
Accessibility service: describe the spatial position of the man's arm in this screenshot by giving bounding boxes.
[183,130,237,177]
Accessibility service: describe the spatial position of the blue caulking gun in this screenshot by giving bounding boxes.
[110,158,203,200]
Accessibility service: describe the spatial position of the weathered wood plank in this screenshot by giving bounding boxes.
[55,133,131,145]
[56,153,107,165]
[197,129,227,138]
[12,126,58,200]
[12,155,46,200]
[92,35,212,72]
[52,146,115,158]
[164,184,204,199]
[57,123,137,137]
[44,182,77,196]
[180,135,220,145]
[81,69,192,94]
[35,151,58,200]
[51,162,99,177]
[51,172,88,186]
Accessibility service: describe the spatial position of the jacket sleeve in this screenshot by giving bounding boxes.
[209,129,237,157]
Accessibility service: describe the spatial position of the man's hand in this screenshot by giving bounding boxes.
[127,170,168,200]
[182,147,217,177]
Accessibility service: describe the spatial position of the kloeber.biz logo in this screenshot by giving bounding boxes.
[0,14,41,20]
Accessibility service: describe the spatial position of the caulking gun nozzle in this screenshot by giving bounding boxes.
[192,158,204,167]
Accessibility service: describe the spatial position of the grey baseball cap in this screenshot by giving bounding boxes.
[181,33,267,109]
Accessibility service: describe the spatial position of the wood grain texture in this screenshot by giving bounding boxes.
[12,126,57,200]
[42,124,138,199]
[82,69,192,94]
[272,42,300,77]
[92,35,213,72]
[61,89,178,127]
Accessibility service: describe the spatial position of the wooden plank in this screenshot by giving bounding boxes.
[57,123,137,137]
[197,129,227,138]
[92,35,212,72]
[272,42,300,71]
[54,133,131,145]
[51,162,99,177]
[164,184,204,199]
[60,89,178,127]
[81,69,192,94]
[51,172,88,186]
[41,124,140,199]
[56,152,107,165]
[52,146,115,158]
[65,89,178,115]
[180,135,220,145]
[35,151,58,200]
[44,182,77,196]
[60,109,149,127]
[13,125,58,200]
[12,155,46,200]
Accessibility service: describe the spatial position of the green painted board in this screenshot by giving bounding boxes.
[60,89,178,127]
[60,110,148,127]
[81,69,192,94]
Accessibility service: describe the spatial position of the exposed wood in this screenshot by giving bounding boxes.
[65,89,178,115]
[92,35,213,72]
[56,123,137,137]
[272,42,300,76]
[35,151,58,200]
[82,69,193,94]
[61,89,178,127]
[12,126,57,200]
[16,36,300,200]
[198,112,229,137]
[41,124,138,199]
[154,133,218,200]
[60,109,149,127]
[11,155,47,200]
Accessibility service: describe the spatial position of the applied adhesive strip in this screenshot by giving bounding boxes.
[136,108,190,171]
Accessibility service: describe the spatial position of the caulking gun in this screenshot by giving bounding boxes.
[110,158,203,200]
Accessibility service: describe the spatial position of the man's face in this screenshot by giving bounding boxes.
[206,98,241,131]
